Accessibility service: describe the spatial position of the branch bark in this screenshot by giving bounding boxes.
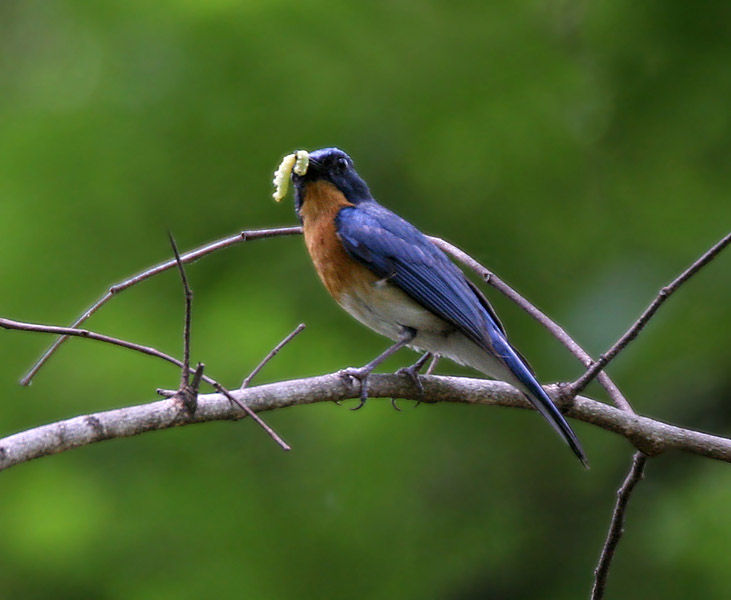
[2,374,729,472]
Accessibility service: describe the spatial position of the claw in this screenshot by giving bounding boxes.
[414,354,441,405]
[338,329,417,412]
[397,363,425,394]
[340,366,371,410]
[396,352,430,403]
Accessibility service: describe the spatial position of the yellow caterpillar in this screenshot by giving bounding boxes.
[272,150,309,202]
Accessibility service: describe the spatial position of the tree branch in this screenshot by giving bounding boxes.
[572,231,731,396]
[591,452,648,600]
[241,323,306,388]
[1,374,729,473]
[168,232,194,394]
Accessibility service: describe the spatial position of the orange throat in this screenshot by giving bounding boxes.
[299,181,377,302]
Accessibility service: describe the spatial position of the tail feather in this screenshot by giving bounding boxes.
[491,335,588,468]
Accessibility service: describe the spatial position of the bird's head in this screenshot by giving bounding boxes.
[290,148,372,217]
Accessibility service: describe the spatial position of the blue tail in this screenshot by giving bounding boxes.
[493,334,588,467]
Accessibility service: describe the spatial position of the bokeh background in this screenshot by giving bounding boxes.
[1,1,730,598]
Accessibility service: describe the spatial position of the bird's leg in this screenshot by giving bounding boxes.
[394,352,432,408]
[425,353,440,375]
[398,351,432,379]
[399,353,442,408]
[340,328,416,410]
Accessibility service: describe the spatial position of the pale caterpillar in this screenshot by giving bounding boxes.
[272,150,309,202]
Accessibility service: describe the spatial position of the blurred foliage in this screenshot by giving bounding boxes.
[1,0,730,598]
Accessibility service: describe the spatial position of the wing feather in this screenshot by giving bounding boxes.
[335,204,502,350]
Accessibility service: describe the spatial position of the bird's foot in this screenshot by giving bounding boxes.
[396,364,424,401]
[395,352,431,407]
[338,330,418,411]
[339,366,373,410]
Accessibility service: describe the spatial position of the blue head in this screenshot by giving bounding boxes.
[293,148,372,216]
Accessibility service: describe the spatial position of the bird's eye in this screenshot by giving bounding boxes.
[336,157,349,172]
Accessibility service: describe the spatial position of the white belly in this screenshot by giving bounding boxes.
[338,281,508,380]
[339,281,446,338]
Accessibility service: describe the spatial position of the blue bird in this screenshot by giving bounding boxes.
[291,147,587,466]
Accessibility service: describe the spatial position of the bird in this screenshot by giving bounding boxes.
[287,147,587,466]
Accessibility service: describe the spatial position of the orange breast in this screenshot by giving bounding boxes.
[299,180,378,302]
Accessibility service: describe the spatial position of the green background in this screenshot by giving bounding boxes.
[1,1,730,598]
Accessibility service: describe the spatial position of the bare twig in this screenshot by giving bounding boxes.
[1,317,290,450]
[428,236,633,412]
[572,232,731,396]
[176,362,205,415]
[168,232,194,393]
[20,226,303,386]
[1,375,729,473]
[2,318,192,367]
[241,323,306,388]
[203,379,290,451]
[190,362,205,393]
[591,452,648,600]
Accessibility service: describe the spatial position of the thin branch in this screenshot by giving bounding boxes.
[2,318,190,367]
[591,452,648,600]
[1,317,290,451]
[168,232,193,392]
[241,323,306,388]
[572,231,731,396]
[202,378,290,452]
[1,374,728,473]
[20,226,303,386]
[190,362,205,394]
[428,236,633,412]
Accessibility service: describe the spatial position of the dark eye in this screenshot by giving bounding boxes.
[336,157,349,172]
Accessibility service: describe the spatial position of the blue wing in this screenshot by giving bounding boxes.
[335,202,505,352]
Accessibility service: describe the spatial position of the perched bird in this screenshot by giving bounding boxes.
[287,147,587,466]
